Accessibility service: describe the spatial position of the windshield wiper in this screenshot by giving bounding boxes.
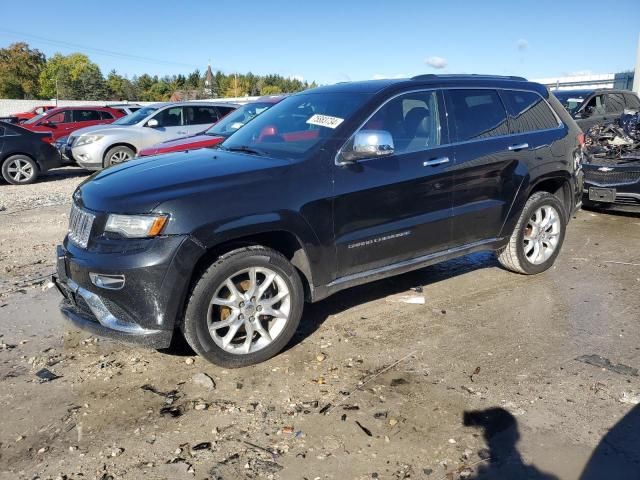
[221,145,265,156]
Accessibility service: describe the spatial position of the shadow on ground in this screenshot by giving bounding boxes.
[290,251,499,350]
[462,405,640,479]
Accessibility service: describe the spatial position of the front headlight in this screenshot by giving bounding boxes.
[74,135,104,147]
[105,214,168,238]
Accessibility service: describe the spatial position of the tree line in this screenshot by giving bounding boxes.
[0,42,317,101]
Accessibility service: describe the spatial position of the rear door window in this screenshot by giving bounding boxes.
[605,93,625,114]
[444,89,509,142]
[74,110,102,122]
[184,106,219,125]
[500,90,559,133]
[99,111,115,120]
[623,93,640,110]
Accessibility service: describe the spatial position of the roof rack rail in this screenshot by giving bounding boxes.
[411,74,527,81]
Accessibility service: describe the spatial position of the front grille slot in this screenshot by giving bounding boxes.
[68,204,95,248]
[585,170,640,186]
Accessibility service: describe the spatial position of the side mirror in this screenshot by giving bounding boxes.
[146,119,159,128]
[42,121,55,127]
[340,130,395,164]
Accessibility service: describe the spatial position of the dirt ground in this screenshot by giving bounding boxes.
[1,168,640,480]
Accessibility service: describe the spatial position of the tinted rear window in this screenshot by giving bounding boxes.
[624,93,640,110]
[501,90,559,133]
[606,93,625,114]
[445,89,509,142]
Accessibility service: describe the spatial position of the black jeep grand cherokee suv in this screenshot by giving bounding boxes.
[54,75,583,367]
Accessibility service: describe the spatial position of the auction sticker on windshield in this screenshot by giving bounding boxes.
[306,114,344,129]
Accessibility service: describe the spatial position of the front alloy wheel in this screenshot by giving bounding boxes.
[182,246,304,367]
[208,266,291,355]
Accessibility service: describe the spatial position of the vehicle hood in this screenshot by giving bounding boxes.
[75,149,290,213]
[140,134,224,156]
[71,124,122,137]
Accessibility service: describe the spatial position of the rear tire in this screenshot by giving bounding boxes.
[1,155,38,185]
[497,191,567,274]
[181,246,304,368]
[103,145,134,168]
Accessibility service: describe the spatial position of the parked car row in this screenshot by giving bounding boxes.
[0,96,289,184]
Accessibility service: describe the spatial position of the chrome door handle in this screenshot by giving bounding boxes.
[507,143,529,151]
[423,156,450,167]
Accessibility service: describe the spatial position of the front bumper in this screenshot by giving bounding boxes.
[582,165,640,213]
[55,234,205,348]
[71,142,107,170]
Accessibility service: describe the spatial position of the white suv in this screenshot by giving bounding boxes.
[67,102,238,170]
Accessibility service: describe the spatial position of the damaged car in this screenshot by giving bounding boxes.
[54,75,583,367]
[553,89,640,131]
[582,110,640,213]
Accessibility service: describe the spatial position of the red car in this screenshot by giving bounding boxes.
[21,106,125,143]
[138,95,286,157]
[10,105,56,123]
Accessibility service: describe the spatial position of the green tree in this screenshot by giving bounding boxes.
[39,53,106,100]
[0,42,46,99]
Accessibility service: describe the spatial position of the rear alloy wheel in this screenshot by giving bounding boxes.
[182,246,304,367]
[497,191,567,274]
[2,155,38,185]
[104,146,134,168]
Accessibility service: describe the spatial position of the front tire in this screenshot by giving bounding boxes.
[2,155,38,185]
[181,246,304,367]
[103,145,134,168]
[497,191,567,274]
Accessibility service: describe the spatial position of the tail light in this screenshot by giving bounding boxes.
[576,133,585,148]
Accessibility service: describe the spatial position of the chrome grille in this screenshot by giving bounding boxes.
[585,170,640,186]
[68,203,95,248]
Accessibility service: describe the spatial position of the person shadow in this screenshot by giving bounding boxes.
[580,403,640,479]
[463,407,558,480]
[463,405,640,479]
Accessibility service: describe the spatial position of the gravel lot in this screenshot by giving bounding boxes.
[1,172,640,479]
[0,168,90,293]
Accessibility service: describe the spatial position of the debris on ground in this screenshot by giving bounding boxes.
[576,354,639,377]
[35,368,61,382]
[192,372,216,390]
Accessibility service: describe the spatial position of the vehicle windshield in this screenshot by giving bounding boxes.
[23,113,46,124]
[112,106,159,126]
[553,91,587,113]
[206,102,275,137]
[220,92,371,160]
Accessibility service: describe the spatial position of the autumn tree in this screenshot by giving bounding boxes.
[39,53,107,99]
[0,42,46,99]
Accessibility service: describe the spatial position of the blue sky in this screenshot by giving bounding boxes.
[1,0,638,85]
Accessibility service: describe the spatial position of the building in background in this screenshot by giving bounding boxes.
[533,71,635,91]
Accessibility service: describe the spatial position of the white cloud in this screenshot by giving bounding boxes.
[517,39,529,51]
[425,56,447,69]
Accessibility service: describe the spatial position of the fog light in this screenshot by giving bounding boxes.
[89,273,125,290]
